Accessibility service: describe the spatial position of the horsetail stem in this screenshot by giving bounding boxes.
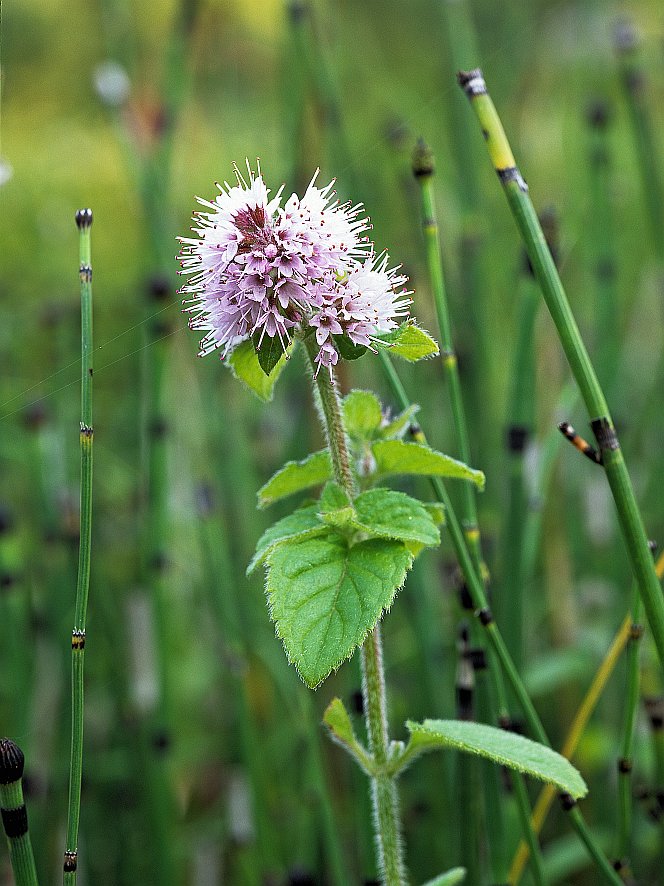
[378,351,623,886]
[306,338,406,886]
[0,739,38,886]
[63,208,94,884]
[458,67,664,676]
[614,19,664,261]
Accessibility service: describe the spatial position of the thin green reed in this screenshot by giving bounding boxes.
[458,68,664,675]
[63,209,94,884]
[614,20,664,262]
[586,101,620,394]
[614,581,644,878]
[0,739,38,886]
[412,140,511,883]
[378,352,623,886]
[501,251,540,672]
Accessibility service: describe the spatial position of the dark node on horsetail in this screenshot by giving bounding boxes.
[457,68,486,97]
[618,758,633,773]
[0,573,16,591]
[149,417,169,439]
[0,738,25,785]
[148,274,170,301]
[150,552,170,573]
[75,208,93,230]
[590,417,620,453]
[22,402,47,432]
[2,806,28,839]
[630,623,644,641]
[644,696,664,731]
[467,647,487,671]
[558,421,602,465]
[559,792,577,812]
[457,579,474,611]
[613,17,639,56]
[506,425,528,453]
[478,607,493,626]
[195,482,215,518]
[648,539,658,553]
[151,317,173,337]
[71,630,86,650]
[586,98,611,131]
[411,137,434,178]
[408,422,425,444]
[383,116,409,151]
[151,729,172,753]
[350,690,364,716]
[0,504,14,535]
[287,0,307,24]
[288,868,316,886]
[363,879,381,886]
[63,850,77,872]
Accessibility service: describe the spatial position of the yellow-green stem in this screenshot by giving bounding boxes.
[458,68,664,675]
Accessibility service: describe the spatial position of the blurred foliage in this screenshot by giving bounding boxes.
[2,0,664,884]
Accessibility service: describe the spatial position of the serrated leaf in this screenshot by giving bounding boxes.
[372,440,485,490]
[229,339,291,401]
[353,488,440,547]
[333,333,368,361]
[266,532,413,688]
[421,868,466,886]
[376,324,439,361]
[258,450,332,508]
[247,505,325,574]
[404,720,587,799]
[343,390,383,442]
[252,331,287,376]
[380,403,420,440]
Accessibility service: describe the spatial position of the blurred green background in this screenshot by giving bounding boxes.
[2,0,664,884]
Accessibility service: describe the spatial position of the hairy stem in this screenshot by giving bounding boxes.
[306,339,405,885]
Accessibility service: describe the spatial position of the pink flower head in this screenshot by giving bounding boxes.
[178,162,411,372]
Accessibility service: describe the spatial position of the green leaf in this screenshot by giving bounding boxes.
[421,868,467,886]
[353,488,440,547]
[343,390,383,441]
[333,333,368,361]
[257,450,332,508]
[252,331,287,376]
[404,720,588,799]
[266,532,413,688]
[372,440,485,490]
[380,403,420,440]
[376,324,439,361]
[229,339,291,401]
[424,502,446,526]
[247,505,325,574]
[319,482,356,530]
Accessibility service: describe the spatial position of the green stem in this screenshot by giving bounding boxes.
[0,740,39,886]
[614,22,664,261]
[306,339,405,885]
[63,209,94,885]
[378,351,621,886]
[512,772,545,886]
[615,584,643,871]
[458,68,664,675]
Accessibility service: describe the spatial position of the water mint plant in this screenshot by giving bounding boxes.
[178,164,589,885]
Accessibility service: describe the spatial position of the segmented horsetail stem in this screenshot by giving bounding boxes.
[458,67,664,678]
[613,19,664,260]
[63,208,94,885]
[0,740,38,886]
[379,353,622,886]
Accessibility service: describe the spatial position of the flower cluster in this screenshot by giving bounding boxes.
[178,162,411,374]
